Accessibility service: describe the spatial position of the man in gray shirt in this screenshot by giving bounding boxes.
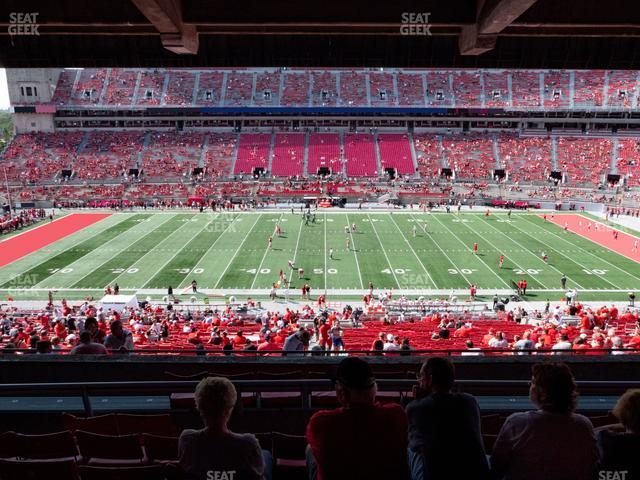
[70,331,107,354]
[282,328,310,356]
[512,331,535,355]
[103,320,134,352]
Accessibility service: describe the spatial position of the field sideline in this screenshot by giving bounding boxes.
[1,211,639,300]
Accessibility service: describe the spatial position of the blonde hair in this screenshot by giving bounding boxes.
[194,377,237,426]
[613,389,640,434]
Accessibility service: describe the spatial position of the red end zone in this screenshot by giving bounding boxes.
[0,213,111,268]
[544,214,640,263]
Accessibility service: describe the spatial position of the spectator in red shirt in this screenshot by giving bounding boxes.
[306,357,408,480]
[482,328,495,346]
[626,328,640,349]
[233,330,247,347]
[257,333,280,355]
[318,320,331,349]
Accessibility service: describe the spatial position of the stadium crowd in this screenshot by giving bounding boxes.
[1,294,639,356]
[179,357,638,480]
[0,209,48,236]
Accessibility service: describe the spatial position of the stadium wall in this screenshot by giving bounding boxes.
[12,112,55,133]
[1,355,639,385]
[5,68,62,105]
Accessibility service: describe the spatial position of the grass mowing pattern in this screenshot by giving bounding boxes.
[0,214,150,289]
[1,211,639,298]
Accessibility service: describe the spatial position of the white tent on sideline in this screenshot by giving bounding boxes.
[100,294,138,312]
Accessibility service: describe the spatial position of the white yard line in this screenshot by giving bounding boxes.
[475,215,580,290]
[427,213,511,289]
[171,213,240,289]
[287,213,305,286]
[500,216,611,290]
[107,213,202,288]
[345,213,364,289]
[213,213,263,289]
[324,212,328,292]
[388,214,436,288]
[519,215,635,287]
[63,214,177,289]
[251,213,283,289]
[367,213,401,288]
[120,213,217,289]
[0,214,129,286]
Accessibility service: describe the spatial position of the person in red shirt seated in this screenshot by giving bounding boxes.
[232,331,246,346]
[272,330,285,345]
[257,332,280,354]
[454,323,473,338]
[306,357,408,480]
[626,328,640,349]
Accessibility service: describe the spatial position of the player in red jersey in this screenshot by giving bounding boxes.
[473,242,478,254]
[499,254,505,269]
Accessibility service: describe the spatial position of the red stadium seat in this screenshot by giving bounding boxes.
[16,431,79,461]
[75,431,145,466]
[78,464,167,480]
[115,414,179,437]
[272,432,308,478]
[0,458,80,480]
[0,432,20,460]
[140,434,179,463]
[63,414,119,436]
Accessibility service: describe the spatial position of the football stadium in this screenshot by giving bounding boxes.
[1,1,640,479]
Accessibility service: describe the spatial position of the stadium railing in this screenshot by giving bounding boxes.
[0,378,637,416]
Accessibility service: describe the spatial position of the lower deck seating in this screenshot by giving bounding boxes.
[233,133,271,175]
[343,133,377,177]
[270,133,305,177]
[377,133,415,175]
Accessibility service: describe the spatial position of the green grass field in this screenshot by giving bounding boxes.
[1,211,639,301]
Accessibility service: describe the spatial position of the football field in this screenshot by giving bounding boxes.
[1,211,639,301]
